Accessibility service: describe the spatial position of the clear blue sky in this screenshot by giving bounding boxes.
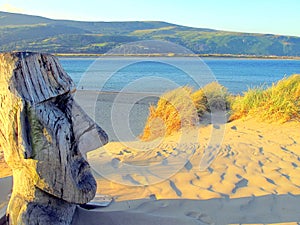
[0,0,300,36]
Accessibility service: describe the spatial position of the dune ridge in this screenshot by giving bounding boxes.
[1,88,300,224]
[83,117,300,224]
[89,118,300,201]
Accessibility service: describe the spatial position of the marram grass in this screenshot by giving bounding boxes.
[230,74,300,122]
[141,75,300,141]
[140,86,198,141]
[140,83,229,141]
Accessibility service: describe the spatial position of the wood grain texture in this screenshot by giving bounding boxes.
[0,52,108,225]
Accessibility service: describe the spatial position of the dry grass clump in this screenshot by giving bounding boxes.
[194,81,230,112]
[230,74,300,122]
[140,86,198,141]
[141,82,229,141]
[140,75,300,141]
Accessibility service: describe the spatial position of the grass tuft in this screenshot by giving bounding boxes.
[141,82,229,141]
[230,74,300,122]
[141,75,300,141]
[140,86,198,141]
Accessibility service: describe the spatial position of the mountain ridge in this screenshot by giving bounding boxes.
[1,11,300,56]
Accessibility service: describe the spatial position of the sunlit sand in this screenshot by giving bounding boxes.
[1,90,300,224]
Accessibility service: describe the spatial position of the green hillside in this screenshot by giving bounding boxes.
[1,11,300,56]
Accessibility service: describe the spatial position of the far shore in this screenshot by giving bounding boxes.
[54,53,300,60]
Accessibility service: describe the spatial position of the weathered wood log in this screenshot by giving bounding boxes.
[0,52,108,225]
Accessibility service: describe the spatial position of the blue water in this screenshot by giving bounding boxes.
[59,57,300,94]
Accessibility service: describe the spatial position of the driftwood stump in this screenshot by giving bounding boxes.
[0,52,108,225]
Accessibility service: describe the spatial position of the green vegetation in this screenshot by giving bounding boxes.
[141,75,300,140]
[1,11,300,56]
[230,74,300,122]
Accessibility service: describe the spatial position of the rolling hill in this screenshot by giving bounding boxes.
[1,11,300,56]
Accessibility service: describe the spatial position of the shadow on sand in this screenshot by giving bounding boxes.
[72,193,300,225]
[1,175,300,224]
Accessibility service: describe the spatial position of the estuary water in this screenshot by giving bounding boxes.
[59,57,300,94]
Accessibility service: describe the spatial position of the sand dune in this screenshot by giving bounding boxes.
[86,117,300,224]
[89,118,300,201]
[1,90,300,224]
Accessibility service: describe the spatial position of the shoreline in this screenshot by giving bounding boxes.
[74,90,158,142]
[55,53,300,60]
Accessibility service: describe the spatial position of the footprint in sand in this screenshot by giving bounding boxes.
[236,174,243,179]
[149,194,157,200]
[265,177,276,185]
[259,147,264,154]
[277,170,290,180]
[220,172,226,181]
[207,167,214,173]
[232,178,248,193]
[111,158,121,168]
[169,180,182,197]
[162,149,170,154]
[184,160,193,171]
[117,151,124,155]
[292,162,298,168]
[123,149,131,154]
[230,125,237,130]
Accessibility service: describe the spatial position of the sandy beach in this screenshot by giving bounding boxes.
[1,90,300,224]
[74,90,159,142]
